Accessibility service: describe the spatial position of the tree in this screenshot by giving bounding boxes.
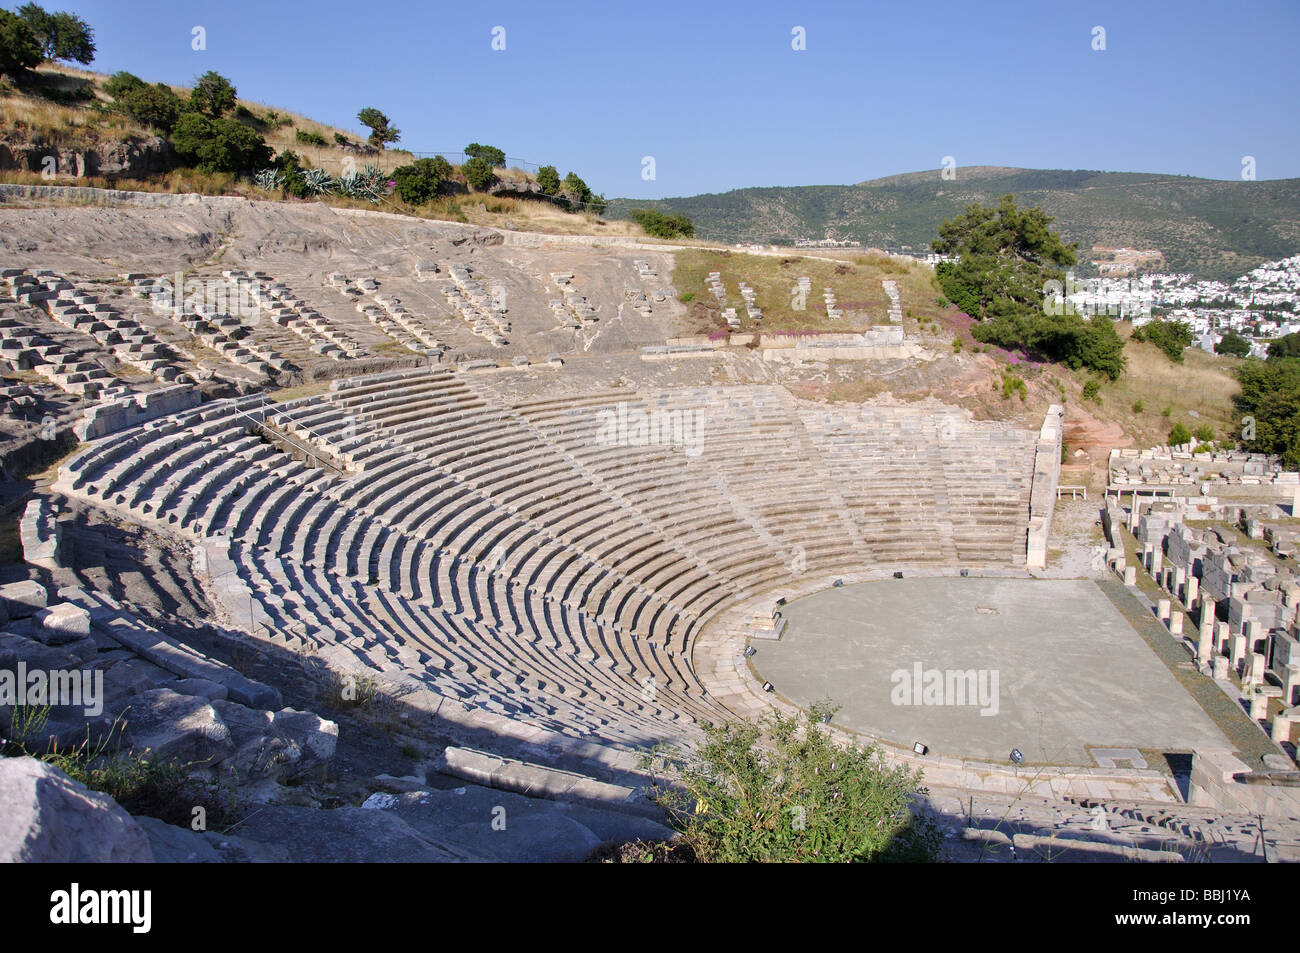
[171,113,271,174]
[932,196,1125,378]
[356,107,399,149]
[1168,422,1192,446]
[462,156,496,191]
[117,82,182,132]
[1235,358,1300,469]
[536,164,560,195]
[1215,331,1252,358]
[932,194,1077,322]
[464,142,506,167]
[16,3,94,64]
[188,71,236,118]
[642,702,940,863]
[391,156,452,205]
[0,9,42,76]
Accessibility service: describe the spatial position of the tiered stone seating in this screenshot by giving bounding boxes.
[56,371,1041,752]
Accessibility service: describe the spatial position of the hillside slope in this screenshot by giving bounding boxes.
[610,167,1300,280]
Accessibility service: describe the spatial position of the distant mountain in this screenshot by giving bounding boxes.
[609,167,1300,281]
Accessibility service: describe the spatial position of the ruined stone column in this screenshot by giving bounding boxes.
[1197,597,1216,665]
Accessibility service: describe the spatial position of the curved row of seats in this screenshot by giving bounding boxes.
[58,371,1039,749]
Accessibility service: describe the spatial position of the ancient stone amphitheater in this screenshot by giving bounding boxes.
[52,369,1040,750]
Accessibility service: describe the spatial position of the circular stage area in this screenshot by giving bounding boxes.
[753,577,1230,765]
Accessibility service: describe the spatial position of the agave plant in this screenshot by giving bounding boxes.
[253,168,283,191]
[301,168,336,195]
[333,164,388,203]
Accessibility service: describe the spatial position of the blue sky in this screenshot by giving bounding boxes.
[41,0,1300,198]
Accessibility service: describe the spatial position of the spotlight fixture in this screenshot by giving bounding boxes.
[762,681,774,693]
[774,597,787,607]
[893,571,904,579]
[822,713,833,724]
[913,741,928,756]
[960,569,969,577]
[832,578,843,587]
[1010,748,1024,765]
[743,645,756,658]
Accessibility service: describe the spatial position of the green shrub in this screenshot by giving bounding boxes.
[332,132,350,146]
[462,155,496,191]
[1168,422,1192,446]
[1082,378,1101,402]
[1193,423,1214,443]
[1162,405,1172,417]
[1131,319,1194,363]
[952,337,962,353]
[642,703,940,863]
[537,164,560,195]
[391,156,452,205]
[1132,399,1144,414]
[678,292,694,303]
[171,112,271,174]
[117,82,183,132]
[104,70,145,100]
[1001,369,1027,401]
[295,129,326,147]
[629,208,695,239]
[188,70,237,118]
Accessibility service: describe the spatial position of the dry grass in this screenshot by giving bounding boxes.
[1069,325,1241,446]
[671,247,937,336]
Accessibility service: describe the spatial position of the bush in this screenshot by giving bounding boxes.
[971,311,1126,380]
[1168,422,1192,446]
[188,70,237,118]
[642,703,940,863]
[1131,319,1193,363]
[272,150,311,198]
[536,164,560,195]
[171,112,271,174]
[391,156,452,205]
[462,155,496,191]
[678,292,693,303]
[1132,399,1144,413]
[104,70,145,100]
[1194,423,1215,443]
[1001,369,1027,401]
[952,337,962,353]
[295,129,326,147]
[464,142,506,167]
[117,82,183,132]
[332,132,350,146]
[1162,405,1172,417]
[629,209,695,239]
[1082,378,1101,402]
